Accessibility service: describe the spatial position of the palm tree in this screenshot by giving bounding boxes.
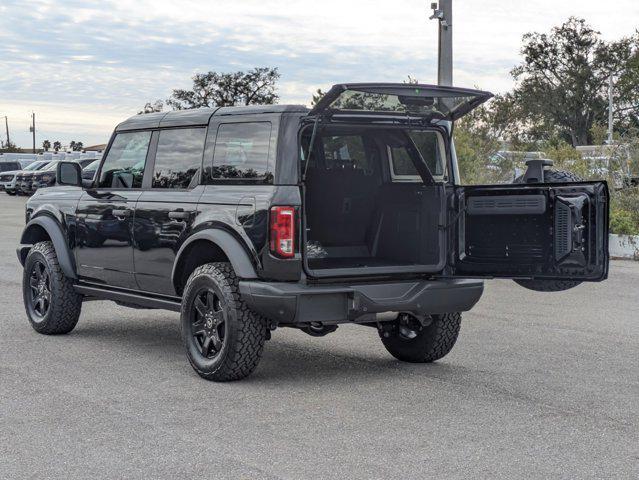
[53,141,61,152]
[42,140,51,152]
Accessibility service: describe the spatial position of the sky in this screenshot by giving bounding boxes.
[0,0,638,149]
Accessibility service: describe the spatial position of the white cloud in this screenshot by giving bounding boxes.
[1,0,638,147]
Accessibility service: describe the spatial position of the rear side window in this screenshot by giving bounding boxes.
[389,131,445,182]
[152,128,206,189]
[212,122,272,180]
[98,131,151,189]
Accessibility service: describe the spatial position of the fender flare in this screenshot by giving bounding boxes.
[171,230,258,287]
[18,215,77,279]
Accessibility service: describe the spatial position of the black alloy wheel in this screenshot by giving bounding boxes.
[191,287,228,360]
[22,241,82,334]
[27,260,51,321]
[180,262,267,381]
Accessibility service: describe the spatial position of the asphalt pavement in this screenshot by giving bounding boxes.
[0,194,637,479]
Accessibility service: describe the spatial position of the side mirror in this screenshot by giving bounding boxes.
[56,161,83,187]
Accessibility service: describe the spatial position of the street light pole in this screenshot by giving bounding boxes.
[30,112,36,153]
[607,74,614,145]
[430,0,453,86]
[4,116,10,147]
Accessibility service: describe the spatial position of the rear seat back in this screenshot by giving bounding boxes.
[305,136,380,247]
[369,184,442,265]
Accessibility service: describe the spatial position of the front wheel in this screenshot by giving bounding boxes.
[22,241,83,334]
[180,263,267,382]
[379,313,461,363]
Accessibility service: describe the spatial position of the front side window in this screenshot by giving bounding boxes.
[211,122,272,180]
[152,128,206,189]
[98,131,151,189]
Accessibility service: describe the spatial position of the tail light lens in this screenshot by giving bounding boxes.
[270,206,296,258]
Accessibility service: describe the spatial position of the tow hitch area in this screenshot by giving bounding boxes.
[239,279,484,325]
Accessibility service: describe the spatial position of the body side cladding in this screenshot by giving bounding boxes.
[171,229,259,289]
[18,214,77,279]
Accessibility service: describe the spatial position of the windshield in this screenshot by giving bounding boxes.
[42,161,60,172]
[24,162,47,171]
[302,126,447,184]
[84,159,100,170]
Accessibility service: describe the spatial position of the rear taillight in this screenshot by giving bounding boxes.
[270,206,296,258]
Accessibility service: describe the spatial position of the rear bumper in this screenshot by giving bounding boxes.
[239,278,484,325]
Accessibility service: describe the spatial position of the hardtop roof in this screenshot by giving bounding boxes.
[116,104,309,132]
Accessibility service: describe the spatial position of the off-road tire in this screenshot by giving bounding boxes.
[514,169,583,292]
[23,241,82,334]
[379,313,462,363]
[180,262,267,382]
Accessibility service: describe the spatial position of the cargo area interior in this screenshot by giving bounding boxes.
[302,125,447,276]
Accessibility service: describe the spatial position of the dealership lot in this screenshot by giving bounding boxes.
[0,194,637,479]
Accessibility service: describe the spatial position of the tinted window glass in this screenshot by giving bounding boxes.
[152,128,205,189]
[409,131,443,176]
[390,147,419,176]
[98,131,151,189]
[212,122,272,180]
[389,131,445,181]
[321,136,372,171]
[0,162,20,172]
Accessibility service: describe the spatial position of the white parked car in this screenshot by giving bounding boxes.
[0,160,50,195]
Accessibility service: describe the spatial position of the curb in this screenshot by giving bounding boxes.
[609,234,639,260]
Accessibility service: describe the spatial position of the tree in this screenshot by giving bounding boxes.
[0,140,21,153]
[69,141,76,151]
[42,140,51,152]
[138,100,164,115]
[53,141,61,152]
[311,89,326,107]
[511,17,639,146]
[167,67,280,110]
[70,141,83,152]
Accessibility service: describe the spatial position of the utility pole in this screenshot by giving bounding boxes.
[430,1,453,86]
[4,116,9,147]
[607,74,614,145]
[30,112,36,153]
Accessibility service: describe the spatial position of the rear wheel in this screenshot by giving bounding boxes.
[514,169,583,292]
[180,263,267,382]
[22,241,82,334]
[379,313,461,363]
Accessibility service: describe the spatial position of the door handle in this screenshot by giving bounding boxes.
[112,209,131,218]
[168,210,190,220]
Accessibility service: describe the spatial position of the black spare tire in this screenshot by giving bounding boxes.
[514,168,583,292]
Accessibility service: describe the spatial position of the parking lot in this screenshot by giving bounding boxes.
[0,193,637,479]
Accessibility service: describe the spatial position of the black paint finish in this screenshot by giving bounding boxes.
[18,93,610,319]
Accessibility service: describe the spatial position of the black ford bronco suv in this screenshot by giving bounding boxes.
[17,84,609,381]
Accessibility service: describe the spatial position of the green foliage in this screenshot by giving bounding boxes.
[610,207,639,235]
[138,100,164,115]
[311,89,325,107]
[610,187,639,235]
[167,67,280,110]
[0,140,21,153]
[511,17,639,146]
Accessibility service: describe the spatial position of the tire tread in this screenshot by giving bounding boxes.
[24,241,82,334]
[182,263,266,382]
